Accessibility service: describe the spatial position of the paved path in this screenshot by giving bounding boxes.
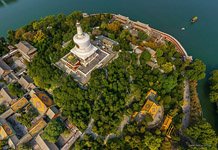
[151,28,188,57]
[81,118,98,139]
[182,80,190,129]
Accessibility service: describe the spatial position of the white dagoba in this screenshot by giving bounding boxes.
[71,22,97,62]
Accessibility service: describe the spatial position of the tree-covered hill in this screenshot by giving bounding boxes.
[7,11,217,149]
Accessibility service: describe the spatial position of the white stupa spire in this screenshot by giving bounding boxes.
[76,21,84,38]
[71,20,97,61]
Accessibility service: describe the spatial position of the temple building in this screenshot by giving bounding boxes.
[71,22,98,67]
[29,90,53,115]
[141,89,161,119]
[15,41,37,62]
[141,99,161,119]
[56,22,117,84]
[161,115,173,131]
[161,115,174,138]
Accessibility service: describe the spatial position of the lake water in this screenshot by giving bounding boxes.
[0,0,218,131]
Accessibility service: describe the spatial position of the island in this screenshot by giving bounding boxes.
[0,11,217,149]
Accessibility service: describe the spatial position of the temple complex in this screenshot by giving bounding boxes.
[56,22,117,84]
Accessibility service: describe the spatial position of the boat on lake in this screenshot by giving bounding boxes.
[191,16,198,23]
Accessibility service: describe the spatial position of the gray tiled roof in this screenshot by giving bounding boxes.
[0,58,11,76]
[15,41,37,55]
[0,87,16,103]
[18,75,34,89]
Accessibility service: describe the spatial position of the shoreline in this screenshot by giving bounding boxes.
[89,13,191,59]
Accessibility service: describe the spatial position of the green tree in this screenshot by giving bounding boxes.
[0,104,7,115]
[33,30,47,43]
[184,119,218,150]
[145,114,153,122]
[8,83,25,98]
[209,70,218,103]
[160,74,178,93]
[0,37,9,57]
[156,49,163,57]
[17,143,32,150]
[17,107,38,128]
[185,59,206,81]
[143,132,163,150]
[161,140,172,150]
[107,21,121,33]
[161,62,174,73]
[140,50,151,65]
[209,92,218,103]
[42,119,65,143]
[0,139,8,149]
[138,30,148,41]
[15,28,25,40]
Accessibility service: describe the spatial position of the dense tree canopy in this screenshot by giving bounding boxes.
[140,50,151,64]
[209,70,218,103]
[184,119,218,150]
[161,62,174,73]
[0,37,9,57]
[75,119,163,149]
[42,119,65,143]
[8,83,25,98]
[17,107,38,128]
[7,11,212,149]
[0,105,7,115]
[185,59,206,81]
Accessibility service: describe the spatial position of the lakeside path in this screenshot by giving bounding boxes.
[111,14,190,58]
[182,80,191,129]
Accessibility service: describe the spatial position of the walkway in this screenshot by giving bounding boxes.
[151,28,188,57]
[182,80,190,129]
[113,14,190,58]
[81,118,98,140]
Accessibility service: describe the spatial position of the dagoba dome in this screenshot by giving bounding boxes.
[71,22,97,61]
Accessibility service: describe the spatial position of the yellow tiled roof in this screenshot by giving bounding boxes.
[161,115,173,131]
[11,97,28,111]
[30,92,53,114]
[0,126,8,140]
[142,99,160,118]
[29,119,47,136]
[145,89,157,99]
[0,123,13,140]
[131,112,139,119]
